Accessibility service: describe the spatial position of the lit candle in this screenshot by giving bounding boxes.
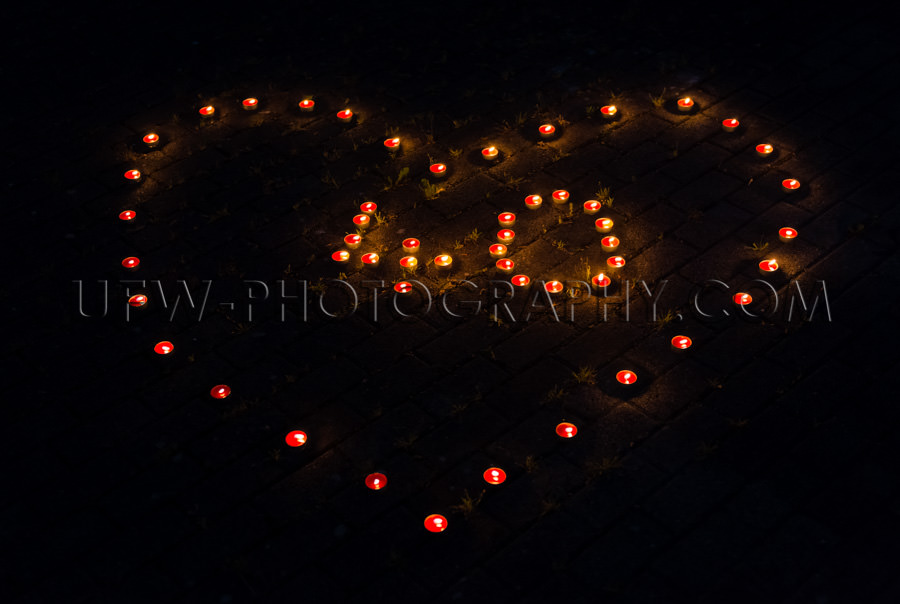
[365,473,387,490]
[434,254,453,269]
[402,238,420,254]
[429,163,447,178]
[424,514,448,533]
[352,214,370,229]
[142,133,159,148]
[198,105,215,119]
[298,99,315,112]
[583,200,601,215]
[545,280,564,294]
[337,109,353,123]
[782,178,800,192]
[489,244,507,258]
[778,227,798,243]
[733,292,752,305]
[595,217,614,233]
[601,105,618,119]
[481,146,499,161]
[285,430,307,447]
[121,256,140,270]
[677,97,694,112]
[361,252,380,266]
[384,137,401,152]
[124,169,141,182]
[616,370,637,385]
[242,97,258,111]
[601,236,620,252]
[496,258,515,274]
[525,194,543,210]
[360,202,377,215]
[759,258,779,275]
[556,422,577,438]
[552,189,569,204]
[483,467,507,485]
[394,281,413,294]
[118,210,136,221]
[128,294,148,307]
[755,143,774,158]
[210,384,232,399]
[153,341,174,355]
[498,212,516,227]
[344,234,362,249]
[671,335,692,351]
[591,273,611,289]
[497,229,515,244]
[399,256,418,269]
[511,274,531,289]
[538,124,556,139]
[332,250,350,263]
[606,256,626,270]
[721,118,740,132]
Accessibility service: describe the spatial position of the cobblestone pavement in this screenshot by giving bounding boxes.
[4,4,899,603]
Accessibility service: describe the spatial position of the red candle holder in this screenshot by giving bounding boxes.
[755,143,774,158]
[285,430,307,447]
[394,281,413,294]
[402,238,420,254]
[600,105,617,119]
[595,217,614,233]
[298,99,315,112]
[361,252,380,266]
[210,384,232,399]
[489,244,507,259]
[782,178,801,192]
[538,124,556,139]
[424,514,448,533]
[677,97,694,112]
[525,194,543,210]
[198,105,215,118]
[556,422,577,438]
[496,258,515,274]
[481,146,499,161]
[124,169,141,182]
[352,214,371,229]
[399,256,418,269]
[128,294,148,307]
[365,473,387,490]
[429,163,447,178]
[497,229,515,244]
[671,335,692,351]
[545,280,564,294]
[384,137,401,152]
[242,97,258,111]
[483,467,507,485]
[498,212,516,227]
[360,202,377,215]
[154,341,174,355]
[759,258,779,275]
[592,273,611,289]
[511,274,531,288]
[552,189,569,204]
[434,254,453,269]
[583,200,601,215]
[118,210,136,221]
[121,256,140,270]
[606,256,626,269]
[721,118,740,132]
[332,250,350,263]
[733,292,752,305]
[778,227,798,243]
[337,109,353,123]
[142,133,159,148]
[616,370,637,385]
[344,234,362,249]
[601,236,620,252]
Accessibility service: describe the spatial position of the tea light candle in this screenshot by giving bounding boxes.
[394,281,413,294]
[498,212,516,227]
[352,214,371,229]
[121,256,140,270]
[198,105,215,118]
[525,194,543,210]
[361,252,380,266]
[118,210,136,221]
[481,146,499,161]
[607,256,626,270]
[384,137,401,152]
[424,514,448,533]
[496,258,515,274]
[429,163,447,178]
[595,217,614,233]
[242,97,258,111]
[552,190,569,204]
[344,234,362,249]
[755,143,774,158]
[545,280,564,294]
[124,169,141,182]
[360,202,377,215]
[128,294,148,307]
[556,422,577,438]
[399,256,418,269]
[584,200,602,215]
[601,236,620,252]
[721,118,740,132]
[759,258,779,275]
[337,109,353,123]
[210,384,232,399]
[782,178,801,192]
[483,467,507,485]
[616,370,637,385]
[733,292,752,305]
[434,254,453,269]
[671,335,692,351]
[591,273,611,289]
[285,430,307,447]
[332,250,350,263]
[402,238,420,254]
[778,227,798,243]
[489,244,507,259]
[154,341,174,355]
[298,99,315,112]
[142,133,159,148]
[365,473,387,490]
[538,124,556,139]
[677,97,694,112]
[601,105,617,119]
[511,274,531,288]
[497,229,515,244]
